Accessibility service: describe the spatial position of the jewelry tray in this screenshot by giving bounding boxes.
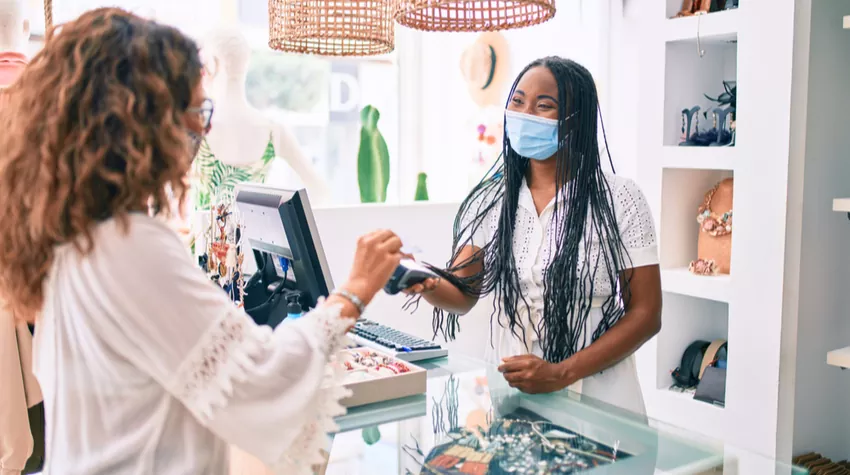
[335,347,427,408]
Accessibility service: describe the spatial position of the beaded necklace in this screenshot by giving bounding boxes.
[697,183,733,237]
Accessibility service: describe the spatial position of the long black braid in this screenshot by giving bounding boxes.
[415,57,633,364]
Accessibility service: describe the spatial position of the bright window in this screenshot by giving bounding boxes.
[236,0,400,204]
[44,0,401,205]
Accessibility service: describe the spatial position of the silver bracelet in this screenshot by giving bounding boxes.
[331,289,366,315]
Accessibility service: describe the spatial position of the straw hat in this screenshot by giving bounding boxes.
[459,32,511,108]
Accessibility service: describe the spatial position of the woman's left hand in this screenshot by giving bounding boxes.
[498,355,574,394]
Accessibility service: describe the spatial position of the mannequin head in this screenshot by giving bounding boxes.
[203,26,251,86]
[0,0,29,52]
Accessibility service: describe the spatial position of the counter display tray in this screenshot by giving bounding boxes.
[336,347,427,408]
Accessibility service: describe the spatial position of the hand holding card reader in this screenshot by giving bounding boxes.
[348,260,447,362]
[383,259,438,295]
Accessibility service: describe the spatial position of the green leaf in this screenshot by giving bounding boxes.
[261,134,276,165]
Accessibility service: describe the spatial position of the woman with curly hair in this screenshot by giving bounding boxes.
[0,8,403,474]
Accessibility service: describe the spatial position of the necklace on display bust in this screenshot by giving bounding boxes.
[696,183,733,237]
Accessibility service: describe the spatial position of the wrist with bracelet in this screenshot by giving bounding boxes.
[331,288,367,316]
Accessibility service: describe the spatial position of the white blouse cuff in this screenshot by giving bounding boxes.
[625,244,659,269]
[272,303,353,474]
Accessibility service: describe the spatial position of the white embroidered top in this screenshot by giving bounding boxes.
[463,172,658,414]
[32,214,350,475]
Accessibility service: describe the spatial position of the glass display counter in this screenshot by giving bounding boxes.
[328,355,806,474]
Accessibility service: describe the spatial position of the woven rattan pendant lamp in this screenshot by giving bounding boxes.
[394,0,555,32]
[269,0,396,56]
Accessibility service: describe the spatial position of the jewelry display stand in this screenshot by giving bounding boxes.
[708,106,734,147]
[678,106,701,146]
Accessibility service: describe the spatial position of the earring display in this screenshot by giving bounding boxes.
[198,199,246,305]
[418,409,630,474]
[677,81,737,147]
[708,107,735,146]
[678,106,701,146]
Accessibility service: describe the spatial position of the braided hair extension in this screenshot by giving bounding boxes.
[416,57,633,363]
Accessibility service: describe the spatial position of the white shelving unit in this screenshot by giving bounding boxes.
[832,198,850,213]
[827,346,850,369]
[627,0,850,464]
[828,200,850,370]
[660,268,731,303]
[635,0,802,460]
[662,9,741,42]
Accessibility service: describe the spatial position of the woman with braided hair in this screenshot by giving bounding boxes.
[406,57,661,414]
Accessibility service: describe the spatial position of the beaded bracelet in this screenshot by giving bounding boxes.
[331,288,366,315]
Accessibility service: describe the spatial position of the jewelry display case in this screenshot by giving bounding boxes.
[329,356,806,474]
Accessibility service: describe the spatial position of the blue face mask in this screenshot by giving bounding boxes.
[505,110,561,160]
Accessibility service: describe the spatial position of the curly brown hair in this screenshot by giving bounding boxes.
[0,8,203,321]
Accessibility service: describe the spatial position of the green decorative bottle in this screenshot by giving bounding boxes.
[361,426,381,445]
[357,105,390,203]
[414,172,429,201]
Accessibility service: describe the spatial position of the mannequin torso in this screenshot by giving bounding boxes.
[204,96,276,167]
[201,27,330,206]
[0,0,28,89]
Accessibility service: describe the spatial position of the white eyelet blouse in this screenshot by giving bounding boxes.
[462,172,658,415]
[32,214,350,475]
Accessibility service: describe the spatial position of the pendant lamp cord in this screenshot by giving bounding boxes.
[44,0,53,38]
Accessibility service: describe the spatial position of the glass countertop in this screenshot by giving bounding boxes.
[328,355,806,475]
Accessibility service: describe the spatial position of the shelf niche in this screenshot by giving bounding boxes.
[660,168,733,288]
[663,34,737,147]
[656,293,728,406]
[665,1,739,19]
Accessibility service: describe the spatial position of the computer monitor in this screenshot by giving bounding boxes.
[235,184,334,315]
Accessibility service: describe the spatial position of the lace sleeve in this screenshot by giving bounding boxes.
[170,303,352,474]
